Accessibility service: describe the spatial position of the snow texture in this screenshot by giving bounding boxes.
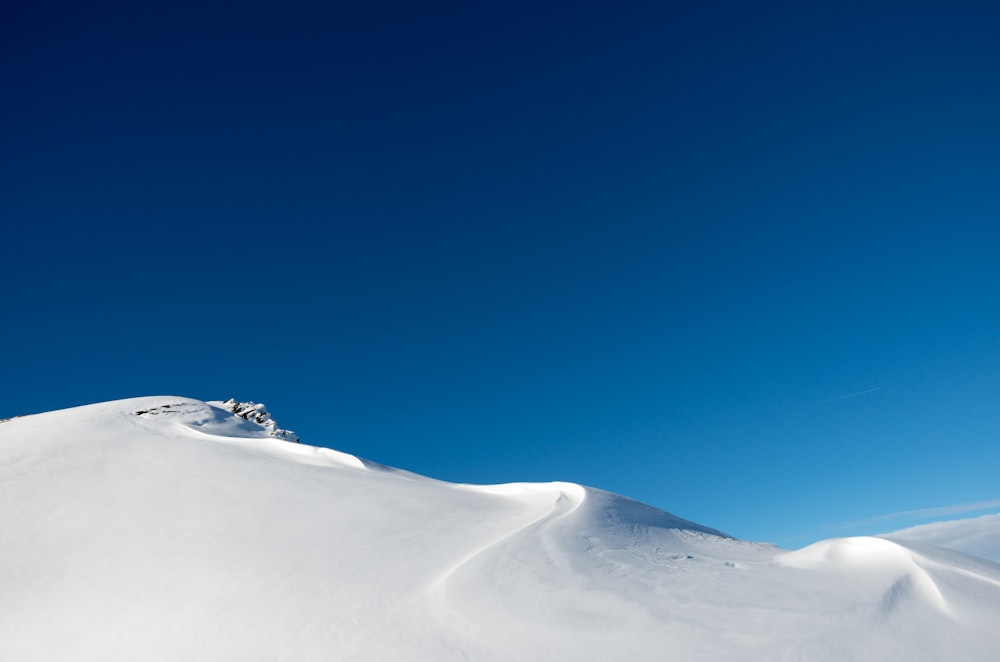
[2,396,999,661]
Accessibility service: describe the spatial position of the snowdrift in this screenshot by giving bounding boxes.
[2,397,999,661]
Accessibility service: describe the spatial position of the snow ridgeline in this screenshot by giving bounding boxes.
[217,399,300,443]
[1,396,999,662]
[132,398,300,443]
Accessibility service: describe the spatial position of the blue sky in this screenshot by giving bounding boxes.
[2,0,999,547]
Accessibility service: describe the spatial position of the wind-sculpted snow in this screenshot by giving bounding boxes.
[1,397,999,661]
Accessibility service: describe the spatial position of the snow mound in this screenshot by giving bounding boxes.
[2,396,999,661]
[780,537,951,616]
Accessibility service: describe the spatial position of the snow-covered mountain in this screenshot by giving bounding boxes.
[2,396,999,661]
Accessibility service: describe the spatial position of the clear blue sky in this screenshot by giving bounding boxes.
[3,0,998,547]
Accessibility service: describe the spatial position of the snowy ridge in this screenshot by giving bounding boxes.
[131,397,299,443]
[214,398,299,442]
[2,396,999,661]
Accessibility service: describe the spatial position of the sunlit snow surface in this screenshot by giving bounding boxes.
[2,397,999,661]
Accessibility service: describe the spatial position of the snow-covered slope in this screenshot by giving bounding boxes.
[883,513,1000,564]
[2,397,999,661]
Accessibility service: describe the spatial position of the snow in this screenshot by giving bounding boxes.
[2,396,999,661]
[882,513,1000,564]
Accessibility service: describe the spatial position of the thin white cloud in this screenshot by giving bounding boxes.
[818,387,880,404]
[844,499,1000,529]
[881,512,1000,563]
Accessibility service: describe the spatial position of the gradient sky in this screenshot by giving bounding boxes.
[3,0,999,547]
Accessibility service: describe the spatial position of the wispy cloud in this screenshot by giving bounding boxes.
[843,499,1000,529]
[818,387,881,404]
